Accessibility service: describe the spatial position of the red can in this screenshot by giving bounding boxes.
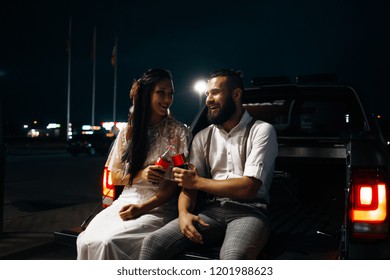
[172,153,189,169]
[155,157,170,171]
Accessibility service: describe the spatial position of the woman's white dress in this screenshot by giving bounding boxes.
[76,117,189,259]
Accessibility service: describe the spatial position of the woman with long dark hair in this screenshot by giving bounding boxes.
[77,68,190,259]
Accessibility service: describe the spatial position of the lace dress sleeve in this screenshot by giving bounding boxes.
[174,122,191,158]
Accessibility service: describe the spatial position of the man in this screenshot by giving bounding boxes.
[140,68,278,259]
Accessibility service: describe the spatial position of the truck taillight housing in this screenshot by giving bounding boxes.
[350,169,388,238]
[102,166,114,208]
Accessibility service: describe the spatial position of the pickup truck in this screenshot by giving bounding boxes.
[179,78,390,260]
[250,79,390,260]
[56,76,390,260]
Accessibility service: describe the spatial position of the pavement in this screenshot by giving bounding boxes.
[0,201,102,259]
[0,140,103,260]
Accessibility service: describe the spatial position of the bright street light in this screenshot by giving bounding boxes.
[194,80,207,94]
[194,80,207,109]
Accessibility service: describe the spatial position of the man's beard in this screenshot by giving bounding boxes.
[207,94,236,125]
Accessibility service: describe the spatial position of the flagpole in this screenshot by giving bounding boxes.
[66,16,72,140]
[91,26,97,126]
[112,36,118,122]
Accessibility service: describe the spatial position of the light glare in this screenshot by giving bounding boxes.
[360,187,372,205]
[194,80,207,95]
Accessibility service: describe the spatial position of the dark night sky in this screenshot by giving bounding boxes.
[1,0,390,131]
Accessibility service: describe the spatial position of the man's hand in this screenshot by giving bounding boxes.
[173,164,198,189]
[179,211,209,244]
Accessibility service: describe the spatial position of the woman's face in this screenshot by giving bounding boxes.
[150,78,174,124]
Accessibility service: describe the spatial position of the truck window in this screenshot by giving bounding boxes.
[243,88,367,138]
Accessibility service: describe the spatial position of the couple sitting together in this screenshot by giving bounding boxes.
[76,67,278,260]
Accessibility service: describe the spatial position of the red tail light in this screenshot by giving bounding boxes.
[351,184,386,222]
[350,169,388,238]
[102,166,115,208]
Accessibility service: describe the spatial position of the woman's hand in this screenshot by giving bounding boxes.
[119,204,144,220]
[136,165,166,184]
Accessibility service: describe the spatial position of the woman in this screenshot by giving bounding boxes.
[76,68,190,259]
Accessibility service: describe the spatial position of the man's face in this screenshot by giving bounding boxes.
[205,76,236,125]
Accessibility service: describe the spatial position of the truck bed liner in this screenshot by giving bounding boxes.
[266,198,343,259]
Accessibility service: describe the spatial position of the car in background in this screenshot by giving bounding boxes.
[67,133,115,156]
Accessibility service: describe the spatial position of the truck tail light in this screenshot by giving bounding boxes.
[352,184,386,222]
[102,166,114,208]
[350,169,388,238]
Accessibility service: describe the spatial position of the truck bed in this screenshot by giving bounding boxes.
[265,197,343,259]
[264,154,346,259]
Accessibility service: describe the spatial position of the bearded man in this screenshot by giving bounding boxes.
[140,68,278,260]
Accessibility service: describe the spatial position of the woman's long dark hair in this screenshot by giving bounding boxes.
[121,68,173,185]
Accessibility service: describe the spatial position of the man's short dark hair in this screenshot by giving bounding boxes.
[210,68,244,92]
